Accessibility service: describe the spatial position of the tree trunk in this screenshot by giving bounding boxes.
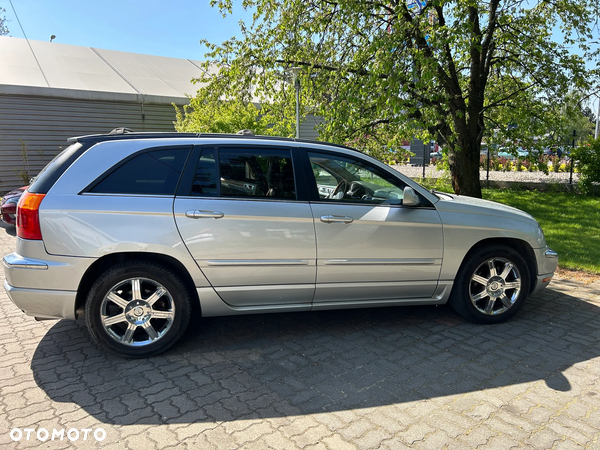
[448,137,482,198]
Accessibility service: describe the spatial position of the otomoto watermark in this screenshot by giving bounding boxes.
[10,428,106,442]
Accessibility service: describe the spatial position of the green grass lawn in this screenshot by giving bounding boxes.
[483,189,600,273]
[415,178,600,273]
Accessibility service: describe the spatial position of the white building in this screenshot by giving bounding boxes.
[0,36,320,193]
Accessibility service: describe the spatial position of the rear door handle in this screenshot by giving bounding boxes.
[320,215,353,224]
[185,210,224,219]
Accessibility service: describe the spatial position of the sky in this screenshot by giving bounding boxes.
[0,0,252,59]
[1,0,598,112]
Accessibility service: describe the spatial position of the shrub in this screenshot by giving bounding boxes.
[498,156,509,171]
[528,160,535,171]
[572,139,600,195]
[515,159,523,171]
[479,154,488,169]
[490,157,501,171]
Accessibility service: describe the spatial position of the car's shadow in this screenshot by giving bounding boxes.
[0,221,16,236]
[31,286,599,425]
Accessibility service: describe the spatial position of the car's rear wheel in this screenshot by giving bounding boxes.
[449,245,530,324]
[85,261,191,357]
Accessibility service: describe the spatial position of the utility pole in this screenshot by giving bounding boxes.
[570,129,576,184]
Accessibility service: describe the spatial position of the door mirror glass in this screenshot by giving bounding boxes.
[403,186,420,206]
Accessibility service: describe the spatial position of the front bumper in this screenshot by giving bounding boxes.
[530,246,558,295]
[3,279,77,319]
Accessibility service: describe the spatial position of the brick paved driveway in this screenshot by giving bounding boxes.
[1,222,599,449]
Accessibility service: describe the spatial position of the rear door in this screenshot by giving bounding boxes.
[174,145,316,307]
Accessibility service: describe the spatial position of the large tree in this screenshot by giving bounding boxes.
[1,7,9,36]
[184,0,598,197]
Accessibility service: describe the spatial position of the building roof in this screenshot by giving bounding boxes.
[0,36,212,105]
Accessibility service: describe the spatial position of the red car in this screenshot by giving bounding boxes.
[0,186,27,225]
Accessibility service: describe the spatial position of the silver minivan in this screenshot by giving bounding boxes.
[3,131,558,357]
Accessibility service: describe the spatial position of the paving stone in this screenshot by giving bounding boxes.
[1,227,600,449]
[291,423,333,448]
[397,422,436,445]
[525,429,563,449]
[322,433,358,450]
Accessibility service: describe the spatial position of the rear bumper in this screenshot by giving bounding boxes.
[2,239,95,320]
[0,200,17,224]
[3,239,95,291]
[1,209,16,225]
[3,279,77,320]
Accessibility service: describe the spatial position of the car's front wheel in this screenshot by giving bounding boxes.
[85,261,192,357]
[449,245,531,324]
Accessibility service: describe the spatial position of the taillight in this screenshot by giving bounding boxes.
[17,192,45,240]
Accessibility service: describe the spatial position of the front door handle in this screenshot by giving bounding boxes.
[185,210,224,219]
[320,215,354,224]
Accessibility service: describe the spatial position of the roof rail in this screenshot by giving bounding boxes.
[68,131,200,144]
[195,134,359,152]
[65,129,363,154]
[108,127,136,135]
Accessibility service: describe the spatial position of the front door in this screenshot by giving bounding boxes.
[305,150,443,303]
[174,145,316,307]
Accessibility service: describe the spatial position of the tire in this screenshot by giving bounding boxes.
[85,260,192,358]
[449,245,531,324]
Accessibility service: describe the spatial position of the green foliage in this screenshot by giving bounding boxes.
[16,141,31,185]
[551,156,560,173]
[196,0,598,197]
[15,141,46,185]
[174,88,293,136]
[573,139,600,195]
[551,92,597,145]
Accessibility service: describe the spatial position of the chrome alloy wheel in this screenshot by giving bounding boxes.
[469,257,521,316]
[100,278,175,346]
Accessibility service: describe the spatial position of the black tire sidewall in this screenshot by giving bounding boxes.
[85,261,191,358]
[450,245,531,324]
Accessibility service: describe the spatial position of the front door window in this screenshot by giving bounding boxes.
[308,152,406,205]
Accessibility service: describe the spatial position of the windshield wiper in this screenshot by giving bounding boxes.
[430,189,454,199]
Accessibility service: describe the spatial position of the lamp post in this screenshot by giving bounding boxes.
[595,97,600,139]
[288,67,302,139]
[570,129,576,185]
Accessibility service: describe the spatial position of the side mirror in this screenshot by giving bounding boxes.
[403,187,420,206]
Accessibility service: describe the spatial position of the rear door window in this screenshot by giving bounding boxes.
[184,146,297,200]
[89,147,190,195]
[219,147,296,199]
